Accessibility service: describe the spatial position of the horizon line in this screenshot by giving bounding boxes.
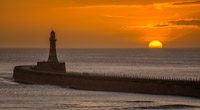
[0,47,200,49]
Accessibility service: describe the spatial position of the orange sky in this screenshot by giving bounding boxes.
[1,0,200,48]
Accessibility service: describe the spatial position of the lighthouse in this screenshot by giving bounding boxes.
[36,30,66,73]
[48,30,59,62]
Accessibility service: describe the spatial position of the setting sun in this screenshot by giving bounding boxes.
[149,40,163,48]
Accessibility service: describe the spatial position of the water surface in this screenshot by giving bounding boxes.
[0,48,200,110]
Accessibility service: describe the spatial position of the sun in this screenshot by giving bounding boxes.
[149,40,163,48]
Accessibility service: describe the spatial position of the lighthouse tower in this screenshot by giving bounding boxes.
[48,30,59,62]
[36,30,66,73]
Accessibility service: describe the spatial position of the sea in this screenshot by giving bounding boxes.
[0,48,200,110]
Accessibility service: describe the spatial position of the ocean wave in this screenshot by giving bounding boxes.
[122,104,200,110]
[0,74,18,85]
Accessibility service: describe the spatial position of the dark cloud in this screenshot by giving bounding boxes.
[172,1,200,5]
[153,24,169,27]
[145,20,200,29]
[169,19,200,26]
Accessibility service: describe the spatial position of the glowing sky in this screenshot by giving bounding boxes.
[1,0,200,48]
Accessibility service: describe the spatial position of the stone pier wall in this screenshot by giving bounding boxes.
[13,66,200,98]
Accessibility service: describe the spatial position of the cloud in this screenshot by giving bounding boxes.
[121,24,168,30]
[169,19,200,26]
[102,15,127,18]
[122,19,200,30]
[123,24,170,29]
[172,1,200,5]
[62,0,186,7]
[69,5,141,8]
[149,19,200,29]
[153,1,200,10]
[153,24,169,27]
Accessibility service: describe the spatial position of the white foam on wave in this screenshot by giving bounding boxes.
[0,77,18,85]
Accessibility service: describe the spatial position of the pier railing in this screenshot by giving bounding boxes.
[68,71,200,83]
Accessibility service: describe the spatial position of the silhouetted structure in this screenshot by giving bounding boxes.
[36,30,66,73]
[13,30,200,98]
[48,30,59,62]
